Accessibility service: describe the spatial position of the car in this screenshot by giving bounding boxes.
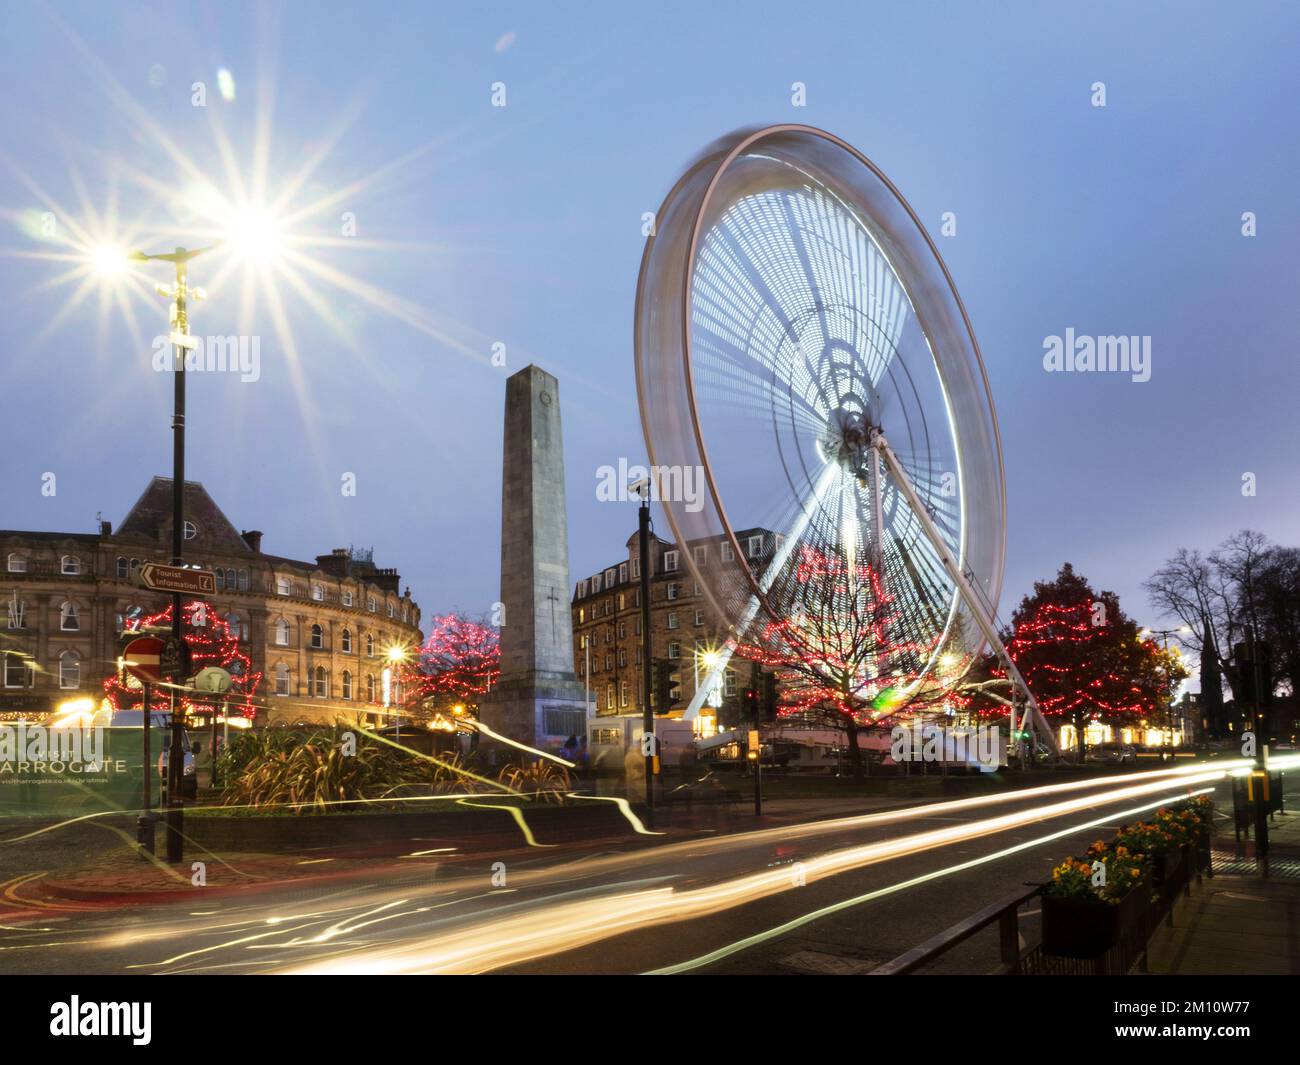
[1085,742,1137,765]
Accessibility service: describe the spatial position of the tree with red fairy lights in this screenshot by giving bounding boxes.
[103,600,262,721]
[402,613,500,724]
[733,545,942,779]
[999,564,1185,761]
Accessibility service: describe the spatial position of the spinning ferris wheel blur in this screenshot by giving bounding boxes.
[635,124,1056,751]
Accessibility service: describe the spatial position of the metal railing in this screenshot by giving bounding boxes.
[871,844,1207,976]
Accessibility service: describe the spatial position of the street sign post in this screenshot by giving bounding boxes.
[138,562,216,596]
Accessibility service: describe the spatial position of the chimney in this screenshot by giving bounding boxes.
[99,520,112,536]
[242,529,263,553]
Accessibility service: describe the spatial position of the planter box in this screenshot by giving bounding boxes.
[1042,883,1150,959]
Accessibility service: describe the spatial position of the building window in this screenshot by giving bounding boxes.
[58,650,81,689]
[4,653,31,688]
[274,618,290,646]
[694,609,705,626]
[7,554,27,573]
[693,546,707,566]
[215,568,225,590]
[116,557,129,579]
[342,589,354,607]
[619,562,628,583]
[368,596,377,613]
[310,623,324,649]
[6,599,26,629]
[668,642,680,659]
[226,568,236,590]
[342,628,352,653]
[592,573,603,593]
[277,576,292,596]
[617,593,625,611]
[60,555,80,575]
[667,611,679,630]
[274,663,290,696]
[402,605,408,623]
[604,653,613,671]
[342,670,353,700]
[604,568,615,588]
[312,584,324,602]
[617,621,626,639]
[60,601,80,631]
[664,550,679,573]
[631,558,640,579]
[721,542,734,562]
[238,569,250,591]
[606,683,615,710]
[367,674,376,702]
[619,680,629,707]
[724,668,737,696]
[747,534,764,558]
[313,666,328,698]
[577,578,588,598]
[666,583,678,601]
[387,602,395,618]
[618,649,626,668]
[366,633,375,657]
[226,613,247,641]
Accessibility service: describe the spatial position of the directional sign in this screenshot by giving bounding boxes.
[122,636,164,684]
[139,562,216,596]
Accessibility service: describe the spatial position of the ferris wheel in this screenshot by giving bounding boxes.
[634,124,1056,752]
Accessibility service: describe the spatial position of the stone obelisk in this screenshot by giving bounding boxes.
[481,365,589,753]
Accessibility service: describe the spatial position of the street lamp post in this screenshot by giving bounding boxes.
[131,244,214,864]
[634,480,655,828]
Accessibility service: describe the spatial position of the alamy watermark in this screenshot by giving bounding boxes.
[151,334,261,382]
[596,458,706,513]
[1042,329,1150,383]
[0,723,113,781]
[890,722,1002,773]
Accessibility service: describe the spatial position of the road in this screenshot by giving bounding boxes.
[0,757,1288,975]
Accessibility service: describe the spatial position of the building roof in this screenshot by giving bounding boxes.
[117,477,254,556]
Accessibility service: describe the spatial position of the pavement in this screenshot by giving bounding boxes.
[1148,800,1300,975]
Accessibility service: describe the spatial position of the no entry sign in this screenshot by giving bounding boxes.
[122,636,164,684]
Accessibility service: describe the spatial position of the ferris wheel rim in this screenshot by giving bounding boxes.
[654,123,1007,639]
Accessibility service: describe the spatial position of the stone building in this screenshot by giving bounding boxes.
[570,526,777,739]
[0,477,422,727]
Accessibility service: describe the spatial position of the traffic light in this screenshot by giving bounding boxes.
[1234,639,1274,709]
[652,659,679,713]
[743,661,761,722]
[761,672,779,722]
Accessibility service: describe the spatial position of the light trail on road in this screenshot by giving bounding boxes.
[648,787,1217,973]
[285,766,1248,975]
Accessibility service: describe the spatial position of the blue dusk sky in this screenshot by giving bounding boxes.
[1,1,1297,636]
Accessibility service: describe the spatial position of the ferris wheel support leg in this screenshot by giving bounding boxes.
[870,432,1061,759]
[868,448,885,572]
